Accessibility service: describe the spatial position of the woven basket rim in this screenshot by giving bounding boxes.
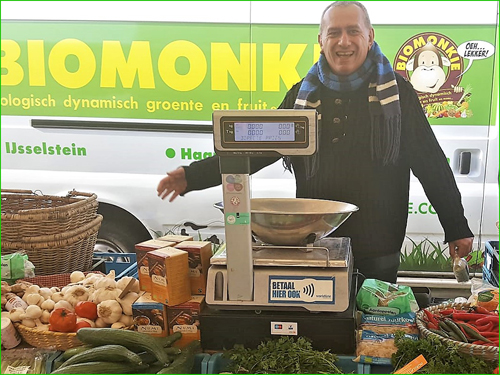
[14,322,78,338]
[1,214,102,248]
[1,189,97,219]
[417,302,499,359]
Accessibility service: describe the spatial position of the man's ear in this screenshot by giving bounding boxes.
[369,28,375,48]
[317,33,323,49]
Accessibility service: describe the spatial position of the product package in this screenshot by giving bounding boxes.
[355,330,419,365]
[356,279,419,316]
[132,292,168,337]
[167,295,205,348]
[1,252,35,282]
[359,312,418,334]
[174,241,212,295]
[134,240,175,292]
[148,247,191,306]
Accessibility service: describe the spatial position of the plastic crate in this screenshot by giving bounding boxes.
[205,352,363,374]
[483,241,499,287]
[194,353,211,374]
[92,252,137,279]
[362,363,394,374]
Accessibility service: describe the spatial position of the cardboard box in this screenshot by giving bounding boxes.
[167,296,205,348]
[174,241,212,295]
[148,247,191,306]
[157,234,194,243]
[132,292,168,337]
[134,240,175,292]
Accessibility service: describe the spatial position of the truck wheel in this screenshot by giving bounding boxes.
[95,204,152,256]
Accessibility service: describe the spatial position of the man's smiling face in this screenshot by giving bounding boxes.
[318,4,374,76]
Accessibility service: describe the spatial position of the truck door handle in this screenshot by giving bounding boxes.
[459,151,471,174]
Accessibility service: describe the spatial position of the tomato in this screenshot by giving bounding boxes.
[75,301,98,320]
[74,320,92,331]
[49,308,77,333]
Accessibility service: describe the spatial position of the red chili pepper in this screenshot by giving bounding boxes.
[475,315,500,325]
[477,322,494,332]
[493,366,499,374]
[472,340,490,345]
[427,322,439,330]
[472,306,498,315]
[439,308,455,315]
[423,309,439,326]
[451,312,488,321]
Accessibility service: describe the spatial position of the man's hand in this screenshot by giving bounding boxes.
[157,167,187,202]
[449,237,474,258]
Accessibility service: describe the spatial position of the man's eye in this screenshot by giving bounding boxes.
[349,30,360,35]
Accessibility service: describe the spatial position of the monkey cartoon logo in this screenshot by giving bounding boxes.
[406,42,450,93]
[394,32,472,119]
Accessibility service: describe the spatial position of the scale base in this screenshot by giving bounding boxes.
[206,237,353,312]
[200,274,359,354]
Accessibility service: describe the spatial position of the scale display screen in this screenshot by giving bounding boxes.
[234,122,295,142]
[213,110,317,156]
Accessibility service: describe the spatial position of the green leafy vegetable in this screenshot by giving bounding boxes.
[224,336,343,374]
[392,331,497,374]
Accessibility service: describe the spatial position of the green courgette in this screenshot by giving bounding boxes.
[162,332,182,347]
[76,328,171,365]
[50,361,147,374]
[157,340,201,374]
[139,347,181,364]
[61,344,143,368]
[61,344,96,360]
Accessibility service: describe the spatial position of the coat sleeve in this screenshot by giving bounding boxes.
[399,77,473,243]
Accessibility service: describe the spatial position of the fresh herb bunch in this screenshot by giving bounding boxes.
[224,336,343,374]
[392,331,497,374]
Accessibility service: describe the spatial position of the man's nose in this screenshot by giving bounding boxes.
[338,32,350,46]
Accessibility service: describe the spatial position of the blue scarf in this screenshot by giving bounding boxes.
[294,41,401,178]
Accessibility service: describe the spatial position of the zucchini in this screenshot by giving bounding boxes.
[61,344,95,360]
[157,340,201,374]
[50,361,146,374]
[77,328,171,365]
[61,344,143,368]
[139,347,181,364]
[162,332,182,347]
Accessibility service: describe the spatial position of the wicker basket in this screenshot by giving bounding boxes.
[14,323,83,350]
[1,189,99,242]
[1,215,103,275]
[13,272,104,350]
[416,302,499,362]
[21,271,105,288]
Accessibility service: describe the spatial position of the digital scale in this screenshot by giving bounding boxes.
[201,110,358,354]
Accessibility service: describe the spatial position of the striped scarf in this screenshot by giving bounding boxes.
[294,41,401,178]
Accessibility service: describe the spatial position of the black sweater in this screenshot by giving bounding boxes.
[183,74,473,260]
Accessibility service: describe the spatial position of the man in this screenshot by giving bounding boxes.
[157,1,473,283]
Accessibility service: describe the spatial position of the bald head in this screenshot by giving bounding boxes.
[320,1,372,34]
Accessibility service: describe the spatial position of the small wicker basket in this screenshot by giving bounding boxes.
[14,271,104,350]
[416,302,499,362]
[14,323,83,350]
[1,189,99,242]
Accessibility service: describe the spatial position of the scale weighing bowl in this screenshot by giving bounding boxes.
[214,198,358,246]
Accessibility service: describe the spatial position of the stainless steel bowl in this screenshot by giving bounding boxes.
[214,198,358,246]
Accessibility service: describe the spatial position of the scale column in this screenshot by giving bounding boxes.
[219,157,254,301]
